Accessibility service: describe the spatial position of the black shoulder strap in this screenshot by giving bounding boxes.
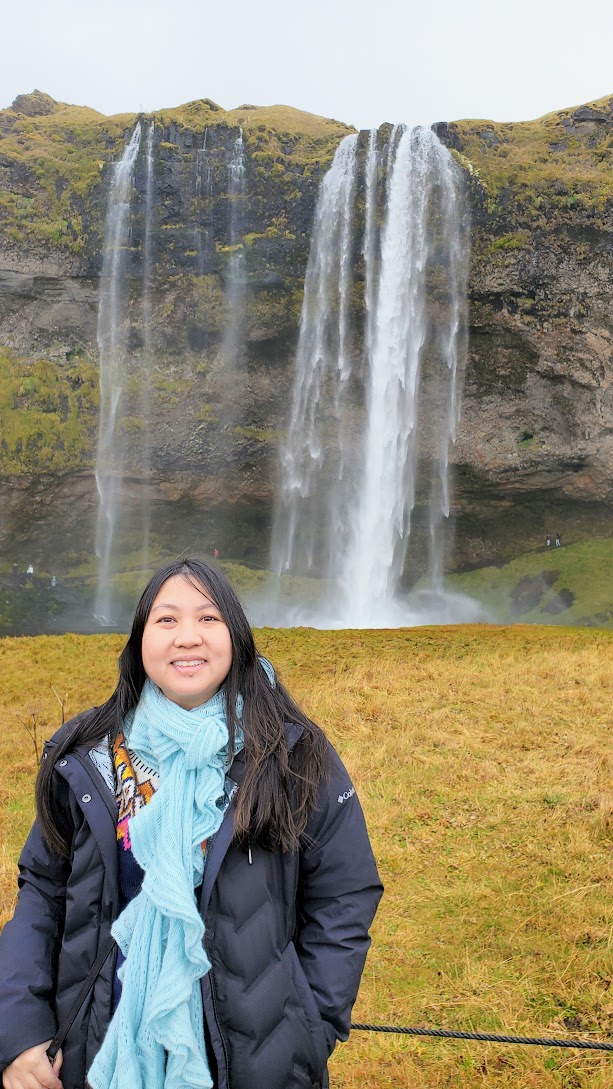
[46,935,116,1062]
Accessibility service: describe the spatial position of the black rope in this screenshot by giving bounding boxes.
[350,1023,613,1052]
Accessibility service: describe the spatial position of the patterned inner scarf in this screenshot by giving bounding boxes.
[114,731,159,851]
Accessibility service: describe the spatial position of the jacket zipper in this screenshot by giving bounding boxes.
[207,945,231,1088]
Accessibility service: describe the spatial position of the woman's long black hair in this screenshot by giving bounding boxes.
[36,558,330,857]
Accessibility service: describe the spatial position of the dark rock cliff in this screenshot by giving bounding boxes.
[1,91,613,576]
[436,98,613,564]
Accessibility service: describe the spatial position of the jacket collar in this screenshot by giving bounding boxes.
[50,747,119,887]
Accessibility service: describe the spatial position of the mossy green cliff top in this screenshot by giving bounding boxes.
[3,87,613,262]
[446,93,613,221]
[0,91,352,255]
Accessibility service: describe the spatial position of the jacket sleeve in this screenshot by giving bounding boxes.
[295,743,383,1057]
[0,775,71,1072]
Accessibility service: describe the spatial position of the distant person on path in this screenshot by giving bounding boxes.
[0,557,382,1089]
[213,547,219,558]
[555,533,561,547]
[26,563,34,576]
[546,534,551,548]
[11,562,18,583]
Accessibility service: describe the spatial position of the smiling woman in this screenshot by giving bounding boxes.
[142,577,234,709]
[0,558,382,1089]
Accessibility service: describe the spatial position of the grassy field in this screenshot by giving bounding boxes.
[2,625,613,1087]
[448,539,613,629]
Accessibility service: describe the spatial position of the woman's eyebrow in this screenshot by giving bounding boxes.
[150,600,217,613]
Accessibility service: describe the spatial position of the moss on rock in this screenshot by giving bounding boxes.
[0,348,98,474]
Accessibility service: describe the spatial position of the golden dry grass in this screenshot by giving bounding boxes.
[2,625,613,1087]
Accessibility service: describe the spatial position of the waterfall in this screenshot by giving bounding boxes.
[269,125,471,628]
[140,120,155,576]
[194,128,213,275]
[94,123,142,623]
[228,128,246,240]
[93,122,253,623]
[362,127,379,367]
[342,127,445,622]
[427,147,468,590]
[270,135,359,580]
[222,128,247,364]
[215,128,248,445]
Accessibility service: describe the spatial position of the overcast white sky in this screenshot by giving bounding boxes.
[2,0,613,130]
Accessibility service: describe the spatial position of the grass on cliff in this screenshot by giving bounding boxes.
[2,624,613,1088]
[454,93,613,217]
[0,92,350,252]
[0,97,133,252]
[447,538,613,629]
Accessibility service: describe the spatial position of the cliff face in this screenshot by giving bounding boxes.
[1,91,613,577]
[0,94,353,570]
[436,99,613,563]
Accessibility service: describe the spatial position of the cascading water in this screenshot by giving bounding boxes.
[140,120,155,577]
[213,128,248,450]
[228,129,246,246]
[221,129,247,367]
[94,123,142,623]
[93,121,254,624]
[342,126,462,623]
[269,125,477,628]
[194,128,213,275]
[270,134,359,581]
[427,151,467,592]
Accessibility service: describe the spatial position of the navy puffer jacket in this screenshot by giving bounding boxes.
[0,715,383,1089]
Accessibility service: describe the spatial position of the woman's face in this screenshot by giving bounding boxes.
[141,574,233,710]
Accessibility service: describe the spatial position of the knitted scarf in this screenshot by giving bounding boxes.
[88,678,243,1089]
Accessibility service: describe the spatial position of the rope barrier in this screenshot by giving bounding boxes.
[350,1023,613,1052]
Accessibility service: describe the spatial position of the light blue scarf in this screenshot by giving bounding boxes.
[88,677,244,1089]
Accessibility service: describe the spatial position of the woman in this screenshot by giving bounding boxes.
[0,558,382,1089]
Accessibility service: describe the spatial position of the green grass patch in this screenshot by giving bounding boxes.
[448,538,613,627]
[487,231,529,254]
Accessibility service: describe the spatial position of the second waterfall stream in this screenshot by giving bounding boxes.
[268,125,479,627]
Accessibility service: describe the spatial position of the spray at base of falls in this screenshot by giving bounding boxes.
[265,125,481,629]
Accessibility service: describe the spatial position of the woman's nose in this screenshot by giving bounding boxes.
[173,623,203,646]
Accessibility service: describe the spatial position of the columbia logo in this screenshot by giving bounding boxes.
[338,787,355,803]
